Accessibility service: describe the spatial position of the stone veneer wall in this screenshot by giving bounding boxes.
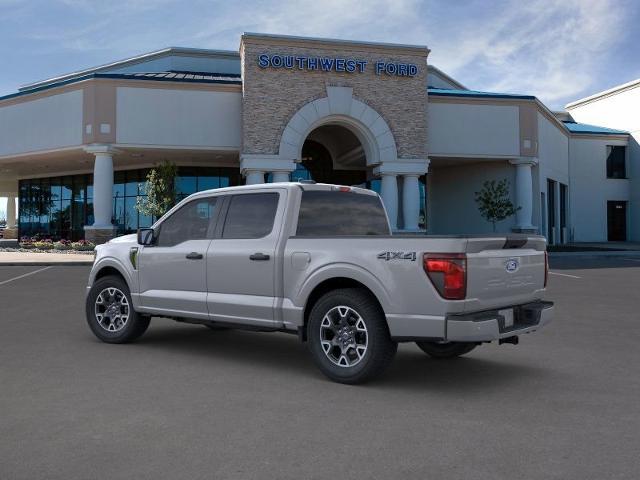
[240,36,429,160]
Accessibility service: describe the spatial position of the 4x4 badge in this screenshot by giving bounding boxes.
[377,251,417,262]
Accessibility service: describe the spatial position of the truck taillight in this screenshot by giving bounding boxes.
[544,251,549,287]
[423,253,467,300]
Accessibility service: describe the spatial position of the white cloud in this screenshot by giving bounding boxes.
[424,0,631,107]
[4,0,635,108]
[190,0,426,47]
[186,0,632,107]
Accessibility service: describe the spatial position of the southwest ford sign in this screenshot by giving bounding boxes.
[257,54,418,77]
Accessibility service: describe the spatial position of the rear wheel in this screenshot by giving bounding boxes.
[415,341,477,359]
[86,275,150,344]
[307,288,397,384]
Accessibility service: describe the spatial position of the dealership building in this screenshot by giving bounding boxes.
[0,33,636,243]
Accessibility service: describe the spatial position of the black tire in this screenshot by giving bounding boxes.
[85,275,150,344]
[415,341,477,359]
[307,288,397,384]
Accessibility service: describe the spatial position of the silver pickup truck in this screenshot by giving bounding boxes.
[86,181,553,383]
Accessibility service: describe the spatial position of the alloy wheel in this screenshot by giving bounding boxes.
[94,287,130,333]
[319,305,368,367]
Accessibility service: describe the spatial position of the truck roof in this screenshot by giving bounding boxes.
[187,181,380,199]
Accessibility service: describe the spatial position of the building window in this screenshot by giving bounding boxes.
[560,183,568,243]
[18,166,241,240]
[606,146,626,179]
[547,179,556,244]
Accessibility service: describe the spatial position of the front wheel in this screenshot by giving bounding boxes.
[415,341,477,359]
[86,275,150,344]
[307,288,397,384]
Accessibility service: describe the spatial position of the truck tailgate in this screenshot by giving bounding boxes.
[464,236,546,312]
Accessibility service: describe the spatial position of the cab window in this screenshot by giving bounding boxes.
[222,193,279,239]
[296,190,390,236]
[156,197,218,247]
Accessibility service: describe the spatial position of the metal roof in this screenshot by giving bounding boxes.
[0,71,242,103]
[19,47,240,92]
[427,87,536,100]
[112,71,241,82]
[562,121,628,135]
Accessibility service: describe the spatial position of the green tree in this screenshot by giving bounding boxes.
[474,179,520,232]
[135,161,178,218]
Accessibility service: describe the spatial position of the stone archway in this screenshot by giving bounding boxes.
[278,86,398,166]
[241,85,429,231]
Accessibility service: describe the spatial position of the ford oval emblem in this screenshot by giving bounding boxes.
[505,259,519,273]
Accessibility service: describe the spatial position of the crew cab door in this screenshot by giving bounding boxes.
[137,196,220,319]
[206,190,285,327]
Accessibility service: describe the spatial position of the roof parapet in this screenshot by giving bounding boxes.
[565,78,640,109]
[19,47,240,93]
[241,32,430,56]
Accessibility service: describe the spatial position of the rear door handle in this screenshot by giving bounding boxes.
[186,252,204,260]
[249,252,270,261]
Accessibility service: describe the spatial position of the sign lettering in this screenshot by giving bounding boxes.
[258,54,418,77]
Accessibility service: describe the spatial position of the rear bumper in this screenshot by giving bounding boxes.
[446,300,554,342]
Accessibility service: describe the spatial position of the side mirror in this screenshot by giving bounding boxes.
[137,228,156,246]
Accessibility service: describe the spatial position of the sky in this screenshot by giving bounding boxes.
[0,0,639,216]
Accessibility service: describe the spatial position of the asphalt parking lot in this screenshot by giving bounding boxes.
[1,257,639,480]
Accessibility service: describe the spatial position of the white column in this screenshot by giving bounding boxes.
[6,195,16,229]
[510,158,537,231]
[402,174,420,231]
[83,145,118,231]
[92,152,114,227]
[244,170,265,185]
[241,154,295,186]
[271,171,290,183]
[380,173,398,230]
[375,159,429,232]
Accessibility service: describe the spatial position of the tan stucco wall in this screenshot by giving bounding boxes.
[240,35,429,160]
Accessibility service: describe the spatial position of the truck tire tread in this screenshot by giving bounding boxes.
[85,275,150,344]
[307,288,397,384]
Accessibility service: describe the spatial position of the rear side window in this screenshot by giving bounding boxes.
[296,190,390,236]
[222,193,279,239]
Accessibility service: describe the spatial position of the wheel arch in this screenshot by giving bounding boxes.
[95,265,126,283]
[90,258,134,292]
[298,267,392,341]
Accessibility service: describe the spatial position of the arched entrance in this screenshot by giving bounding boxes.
[295,124,373,188]
[252,86,429,231]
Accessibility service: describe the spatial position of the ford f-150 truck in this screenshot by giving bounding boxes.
[86,181,553,383]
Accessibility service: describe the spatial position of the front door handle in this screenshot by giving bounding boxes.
[186,252,204,260]
[249,252,270,261]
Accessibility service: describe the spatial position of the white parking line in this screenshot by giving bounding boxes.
[549,271,581,279]
[0,266,52,286]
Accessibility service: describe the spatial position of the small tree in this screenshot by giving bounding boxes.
[474,179,520,232]
[136,161,178,218]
